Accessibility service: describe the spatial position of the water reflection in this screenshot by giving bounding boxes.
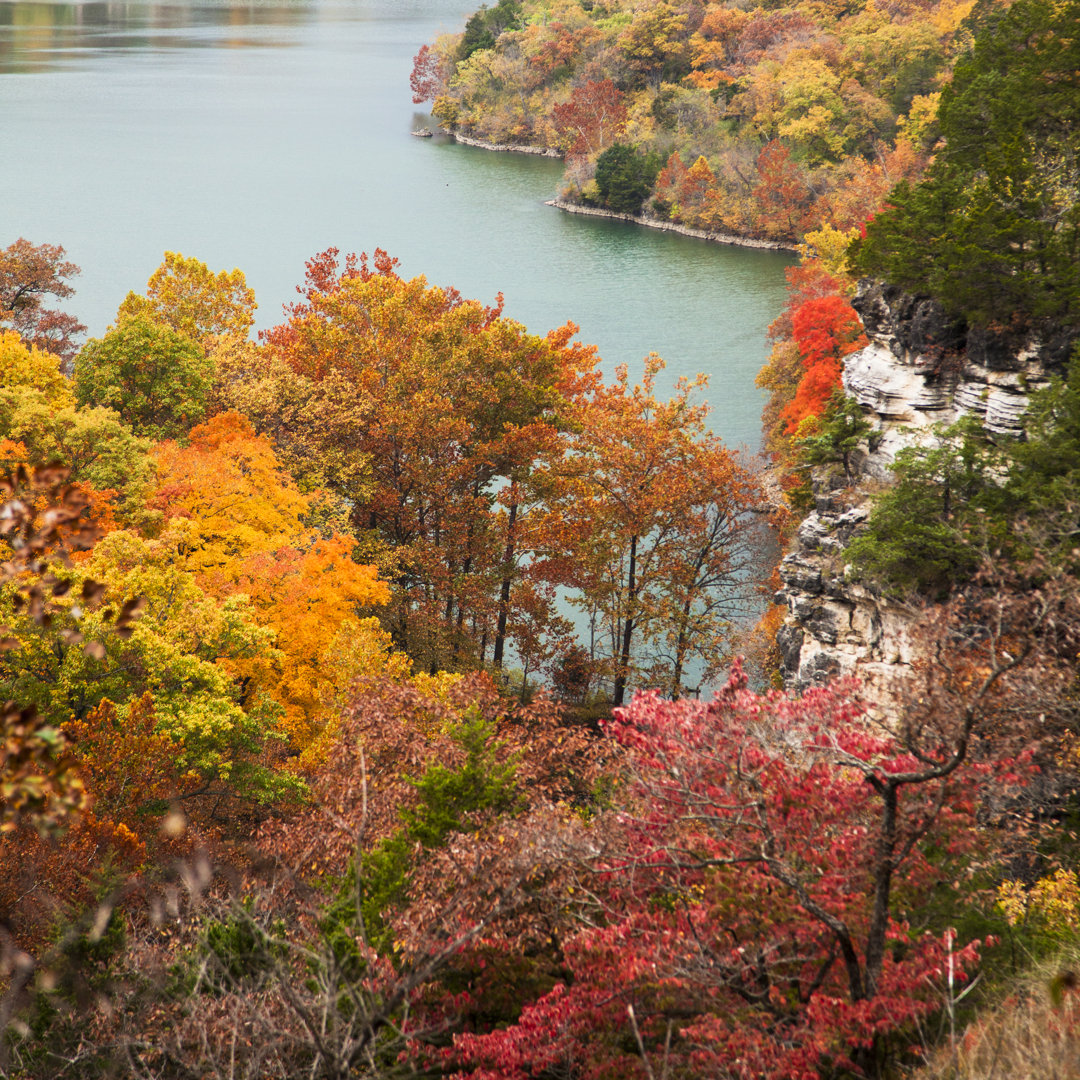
[0,0,310,71]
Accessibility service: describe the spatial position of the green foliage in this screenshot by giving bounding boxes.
[324,711,522,958]
[73,314,213,441]
[0,529,298,801]
[195,898,288,993]
[845,418,999,597]
[853,0,1080,330]
[0,388,156,524]
[1003,352,1080,555]
[459,0,523,61]
[796,388,873,483]
[593,144,663,215]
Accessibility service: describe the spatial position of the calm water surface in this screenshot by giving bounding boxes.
[0,0,792,450]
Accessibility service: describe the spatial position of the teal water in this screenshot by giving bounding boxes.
[0,0,792,450]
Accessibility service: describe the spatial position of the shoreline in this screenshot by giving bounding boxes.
[438,130,798,252]
[546,198,798,252]
[446,131,561,158]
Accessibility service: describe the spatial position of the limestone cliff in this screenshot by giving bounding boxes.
[775,280,1073,706]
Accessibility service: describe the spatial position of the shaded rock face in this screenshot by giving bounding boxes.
[775,281,1073,708]
[841,281,1070,482]
[776,481,921,710]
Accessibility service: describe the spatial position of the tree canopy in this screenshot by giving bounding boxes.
[853,0,1080,330]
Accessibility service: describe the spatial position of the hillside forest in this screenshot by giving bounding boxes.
[3,0,1080,1076]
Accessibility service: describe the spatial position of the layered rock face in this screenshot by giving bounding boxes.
[775,281,1073,706]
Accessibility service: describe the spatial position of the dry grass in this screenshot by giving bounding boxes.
[916,949,1080,1080]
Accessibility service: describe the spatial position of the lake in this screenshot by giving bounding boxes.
[0,0,792,450]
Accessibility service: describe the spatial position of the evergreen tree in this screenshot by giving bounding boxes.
[853,0,1080,330]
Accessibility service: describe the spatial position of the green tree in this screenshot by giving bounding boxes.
[853,0,1080,330]
[1002,346,1080,564]
[73,315,213,441]
[0,391,154,524]
[0,528,291,799]
[324,711,520,957]
[458,0,522,62]
[845,419,1002,597]
[797,388,873,483]
[593,144,662,214]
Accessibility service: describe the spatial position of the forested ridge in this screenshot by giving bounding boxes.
[412,0,966,241]
[2,0,1080,1075]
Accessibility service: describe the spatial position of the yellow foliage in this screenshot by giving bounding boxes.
[898,92,942,147]
[931,0,977,39]
[797,225,861,278]
[116,251,256,347]
[999,869,1080,934]
[0,331,73,409]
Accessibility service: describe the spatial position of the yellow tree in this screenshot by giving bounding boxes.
[116,250,256,346]
[0,330,73,409]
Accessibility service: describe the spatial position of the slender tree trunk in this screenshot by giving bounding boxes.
[863,782,898,1000]
[671,600,692,699]
[613,534,637,707]
[492,496,518,670]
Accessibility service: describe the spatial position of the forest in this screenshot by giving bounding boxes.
[2,0,1080,1075]
[411,0,961,240]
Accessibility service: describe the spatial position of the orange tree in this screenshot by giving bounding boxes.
[262,249,598,675]
[152,410,391,751]
[537,356,764,705]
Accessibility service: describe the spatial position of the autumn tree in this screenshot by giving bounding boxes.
[779,292,867,436]
[453,594,1067,1079]
[0,238,86,366]
[0,459,147,862]
[410,42,447,103]
[73,314,213,440]
[116,250,257,347]
[262,248,597,674]
[551,79,627,159]
[539,356,763,705]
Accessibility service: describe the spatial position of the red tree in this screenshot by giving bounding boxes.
[411,44,446,104]
[451,656,1030,1078]
[0,238,86,365]
[551,79,627,159]
[780,292,867,435]
[752,141,814,240]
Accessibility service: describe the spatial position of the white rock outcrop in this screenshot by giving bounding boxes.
[775,280,1075,710]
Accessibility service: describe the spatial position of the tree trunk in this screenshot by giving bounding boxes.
[493,496,518,670]
[612,534,637,707]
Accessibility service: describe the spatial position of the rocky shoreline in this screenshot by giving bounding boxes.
[437,131,798,250]
[547,198,798,252]
[446,131,561,157]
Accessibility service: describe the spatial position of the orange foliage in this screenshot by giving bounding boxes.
[1,695,195,952]
[152,409,391,750]
[234,537,390,747]
[779,293,867,435]
[153,411,310,585]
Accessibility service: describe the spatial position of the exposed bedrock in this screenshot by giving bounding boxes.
[775,280,1075,710]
